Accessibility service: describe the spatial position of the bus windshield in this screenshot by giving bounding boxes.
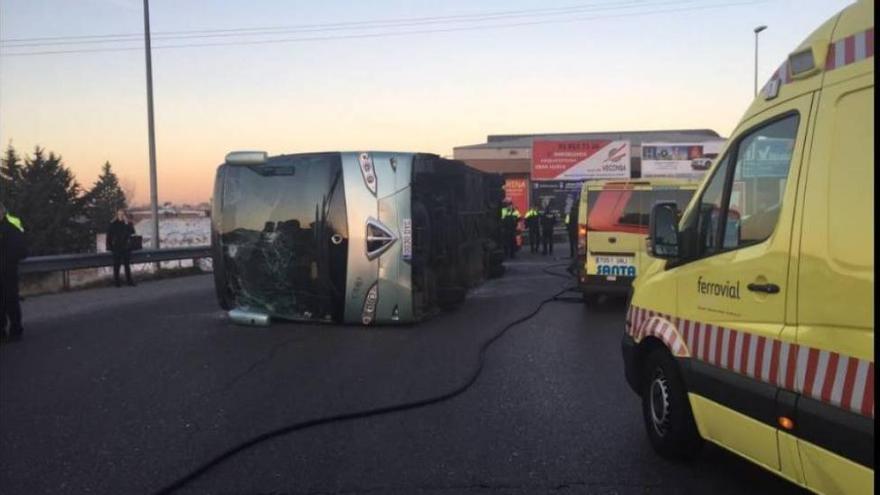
[218,153,348,322]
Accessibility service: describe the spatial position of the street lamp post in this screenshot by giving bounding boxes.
[754,25,767,96]
[143,0,160,250]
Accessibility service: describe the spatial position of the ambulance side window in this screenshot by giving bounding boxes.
[696,156,730,256]
[688,112,799,259]
[726,115,798,249]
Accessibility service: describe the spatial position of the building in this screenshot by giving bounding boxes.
[454,128,724,176]
[453,129,725,217]
[129,204,209,222]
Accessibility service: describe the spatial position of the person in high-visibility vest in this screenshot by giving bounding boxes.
[524,207,541,254]
[0,202,27,342]
[500,200,520,259]
[5,213,23,232]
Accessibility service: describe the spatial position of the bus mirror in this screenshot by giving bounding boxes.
[649,203,680,259]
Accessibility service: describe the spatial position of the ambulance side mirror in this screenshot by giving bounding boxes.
[649,203,680,259]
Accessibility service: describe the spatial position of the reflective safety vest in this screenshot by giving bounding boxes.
[5,213,23,232]
[524,208,539,219]
[501,207,521,219]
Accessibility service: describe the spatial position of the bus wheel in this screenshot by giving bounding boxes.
[641,347,703,459]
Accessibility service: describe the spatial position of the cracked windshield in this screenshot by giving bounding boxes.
[218,154,347,322]
[0,1,873,495]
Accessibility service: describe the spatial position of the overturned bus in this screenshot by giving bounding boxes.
[211,151,506,325]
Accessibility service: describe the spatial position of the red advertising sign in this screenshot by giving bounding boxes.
[532,140,630,181]
[503,175,529,216]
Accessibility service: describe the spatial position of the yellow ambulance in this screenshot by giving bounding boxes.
[576,178,701,305]
[621,1,873,493]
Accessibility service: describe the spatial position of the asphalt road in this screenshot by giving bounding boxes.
[0,247,807,495]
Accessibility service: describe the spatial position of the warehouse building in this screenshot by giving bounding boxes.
[453,128,724,177]
[453,128,726,217]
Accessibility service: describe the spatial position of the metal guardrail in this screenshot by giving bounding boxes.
[20,246,213,274]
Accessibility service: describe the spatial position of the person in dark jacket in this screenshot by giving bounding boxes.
[107,209,136,287]
[0,202,27,342]
[566,202,579,259]
[540,206,556,256]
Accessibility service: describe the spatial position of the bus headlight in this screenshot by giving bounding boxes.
[358,152,377,196]
[362,283,379,325]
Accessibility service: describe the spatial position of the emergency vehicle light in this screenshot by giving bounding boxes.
[225,151,268,165]
[577,223,587,256]
[778,416,795,431]
[789,50,816,76]
[788,41,828,80]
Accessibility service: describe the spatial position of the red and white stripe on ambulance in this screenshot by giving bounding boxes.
[626,305,875,419]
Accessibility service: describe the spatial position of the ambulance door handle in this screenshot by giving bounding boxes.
[608,237,617,244]
[747,283,780,294]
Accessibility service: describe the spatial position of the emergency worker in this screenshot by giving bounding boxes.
[524,206,541,253]
[540,206,556,256]
[107,209,136,287]
[5,212,23,232]
[500,200,520,259]
[0,202,27,342]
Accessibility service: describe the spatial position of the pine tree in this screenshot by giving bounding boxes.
[0,145,24,211]
[17,147,92,255]
[84,161,128,236]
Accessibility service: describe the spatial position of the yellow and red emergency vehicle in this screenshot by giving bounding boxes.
[576,178,700,304]
[621,1,873,493]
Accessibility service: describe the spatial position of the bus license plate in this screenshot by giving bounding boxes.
[402,219,413,260]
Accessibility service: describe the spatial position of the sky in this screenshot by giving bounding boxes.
[0,0,853,205]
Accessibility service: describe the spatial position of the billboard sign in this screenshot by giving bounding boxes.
[532,140,630,181]
[531,180,583,221]
[503,175,530,216]
[641,141,726,178]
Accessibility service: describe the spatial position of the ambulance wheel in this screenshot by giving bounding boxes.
[641,347,703,459]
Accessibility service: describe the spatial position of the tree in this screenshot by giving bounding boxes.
[0,145,24,211]
[119,175,137,206]
[17,147,92,255]
[84,161,128,236]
